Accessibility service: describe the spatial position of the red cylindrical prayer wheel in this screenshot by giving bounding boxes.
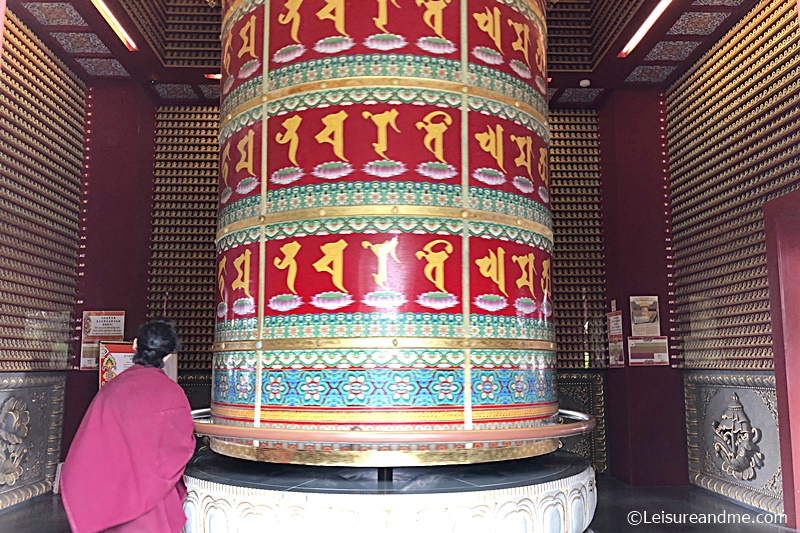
[212,0,556,466]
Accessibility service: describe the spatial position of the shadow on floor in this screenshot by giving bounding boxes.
[0,475,796,532]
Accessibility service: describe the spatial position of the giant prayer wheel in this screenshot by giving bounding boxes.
[211,0,563,466]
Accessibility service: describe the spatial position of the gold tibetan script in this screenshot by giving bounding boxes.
[313,240,349,292]
[276,116,303,166]
[363,238,401,290]
[415,240,453,293]
[416,111,452,163]
[274,241,301,294]
[278,0,303,43]
[476,248,508,296]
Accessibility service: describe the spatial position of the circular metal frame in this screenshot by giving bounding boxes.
[192,408,595,444]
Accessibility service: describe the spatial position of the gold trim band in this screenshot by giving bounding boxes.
[211,404,558,423]
[196,413,595,444]
[222,77,546,131]
[209,438,560,466]
[217,206,553,243]
[214,337,556,352]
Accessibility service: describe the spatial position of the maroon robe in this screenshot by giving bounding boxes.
[62,364,195,533]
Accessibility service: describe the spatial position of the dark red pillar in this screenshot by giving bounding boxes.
[598,89,688,485]
[764,189,800,529]
[61,81,157,459]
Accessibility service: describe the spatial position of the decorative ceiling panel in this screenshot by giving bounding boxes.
[644,41,702,62]
[547,0,645,72]
[692,0,744,5]
[625,65,676,83]
[558,88,604,103]
[117,0,221,68]
[199,83,220,100]
[667,12,730,35]
[51,31,111,54]
[21,2,87,26]
[153,83,199,99]
[74,57,130,76]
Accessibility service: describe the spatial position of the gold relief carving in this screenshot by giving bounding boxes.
[712,394,764,481]
[0,398,30,487]
[684,372,782,513]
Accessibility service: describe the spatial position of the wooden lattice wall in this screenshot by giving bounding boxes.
[0,10,84,371]
[667,0,800,370]
[148,106,219,371]
[550,111,606,369]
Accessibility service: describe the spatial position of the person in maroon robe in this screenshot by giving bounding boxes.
[61,318,196,533]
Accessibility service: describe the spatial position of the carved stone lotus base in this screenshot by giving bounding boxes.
[183,450,596,533]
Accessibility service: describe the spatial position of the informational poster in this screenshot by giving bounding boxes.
[80,311,125,370]
[99,341,135,388]
[629,296,660,336]
[627,336,669,366]
[606,310,625,367]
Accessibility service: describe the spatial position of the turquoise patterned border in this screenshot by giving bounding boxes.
[263,312,465,339]
[468,95,549,142]
[219,104,262,143]
[469,186,552,228]
[218,218,553,251]
[221,76,263,123]
[213,348,555,370]
[217,227,260,252]
[263,216,464,241]
[470,315,555,342]
[259,348,467,369]
[267,85,462,116]
[216,317,259,342]
[266,181,463,213]
[218,195,261,231]
[469,221,553,251]
[471,349,555,369]
[467,65,546,122]
[213,350,258,370]
[268,55,462,92]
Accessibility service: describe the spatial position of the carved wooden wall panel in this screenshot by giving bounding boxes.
[148,106,220,372]
[666,0,800,370]
[550,110,607,369]
[0,374,65,510]
[0,9,84,371]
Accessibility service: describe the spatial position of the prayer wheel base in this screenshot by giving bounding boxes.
[184,449,597,533]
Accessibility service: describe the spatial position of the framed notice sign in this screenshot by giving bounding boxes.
[629,296,660,337]
[606,310,624,368]
[99,341,135,388]
[80,311,125,370]
[627,336,669,366]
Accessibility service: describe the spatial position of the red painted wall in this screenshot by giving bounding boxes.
[599,89,688,485]
[764,189,800,528]
[61,81,157,459]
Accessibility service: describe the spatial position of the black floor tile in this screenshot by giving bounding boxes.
[0,475,796,533]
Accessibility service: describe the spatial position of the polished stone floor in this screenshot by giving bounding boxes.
[0,475,796,532]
